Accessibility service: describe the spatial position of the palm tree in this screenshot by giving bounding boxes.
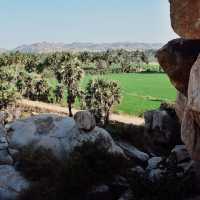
[51,52,83,116]
[84,79,121,125]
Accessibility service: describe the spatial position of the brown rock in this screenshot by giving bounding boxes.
[156,39,200,95]
[175,92,187,122]
[169,0,200,39]
[74,111,96,132]
[181,55,200,160]
[188,55,200,111]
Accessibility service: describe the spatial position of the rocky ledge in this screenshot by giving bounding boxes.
[0,110,196,200]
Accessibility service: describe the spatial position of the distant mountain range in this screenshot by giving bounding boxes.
[2,42,164,53]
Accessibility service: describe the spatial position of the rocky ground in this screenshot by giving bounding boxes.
[0,107,198,200]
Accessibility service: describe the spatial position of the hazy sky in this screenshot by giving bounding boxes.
[0,0,178,49]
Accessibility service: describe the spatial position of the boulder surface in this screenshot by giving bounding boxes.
[6,114,125,160]
[0,165,29,200]
[169,0,200,39]
[156,39,200,95]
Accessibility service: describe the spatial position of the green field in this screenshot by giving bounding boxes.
[50,73,176,116]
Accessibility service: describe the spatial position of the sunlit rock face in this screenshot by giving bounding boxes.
[6,114,125,160]
[169,0,200,39]
[156,39,200,96]
[182,55,200,160]
[157,0,200,160]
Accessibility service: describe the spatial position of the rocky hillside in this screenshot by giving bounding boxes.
[14,42,163,53]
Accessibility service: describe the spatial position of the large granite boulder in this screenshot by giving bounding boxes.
[169,0,200,39]
[175,92,187,122]
[116,141,149,164]
[181,55,200,160]
[156,39,200,95]
[0,165,29,200]
[6,113,125,160]
[144,109,181,155]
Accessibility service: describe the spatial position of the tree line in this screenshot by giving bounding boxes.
[0,49,158,125]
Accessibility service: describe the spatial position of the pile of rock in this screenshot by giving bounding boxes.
[144,108,181,155]
[157,0,200,161]
[0,109,196,199]
[0,111,127,200]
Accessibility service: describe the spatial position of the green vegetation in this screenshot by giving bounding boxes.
[47,52,83,116]
[85,73,176,116]
[82,79,121,125]
[49,73,176,116]
[0,65,20,109]
[0,50,176,117]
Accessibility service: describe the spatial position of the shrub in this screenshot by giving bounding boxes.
[83,79,121,125]
[53,84,65,103]
[0,66,20,110]
[0,82,19,110]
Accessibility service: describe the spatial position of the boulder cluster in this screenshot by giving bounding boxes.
[157,0,200,161]
[0,109,195,199]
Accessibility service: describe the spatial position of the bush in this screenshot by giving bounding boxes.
[0,66,20,110]
[0,82,19,110]
[83,79,121,125]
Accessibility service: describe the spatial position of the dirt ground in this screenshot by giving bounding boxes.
[18,99,144,125]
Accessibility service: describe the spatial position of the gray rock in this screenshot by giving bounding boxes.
[0,165,29,200]
[74,111,96,132]
[118,189,133,200]
[146,157,162,170]
[110,175,129,195]
[116,141,149,163]
[130,166,145,175]
[177,161,194,174]
[0,125,8,150]
[148,168,165,183]
[6,114,125,160]
[87,185,112,200]
[0,150,13,165]
[144,110,171,131]
[171,145,191,163]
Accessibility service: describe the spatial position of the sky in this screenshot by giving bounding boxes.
[0,0,178,49]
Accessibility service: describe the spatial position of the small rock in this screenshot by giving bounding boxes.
[87,185,112,200]
[148,169,165,183]
[130,166,145,175]
[110,175,129,196]
[177,161,194,173]
[146,157,162,170]
[8,148,19,160]
[117,141,149,164]
[170,145,191,163]
[118,189,133,200]
[74,111,96,132]
[0,165,29,200]
[0,150,13,165]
